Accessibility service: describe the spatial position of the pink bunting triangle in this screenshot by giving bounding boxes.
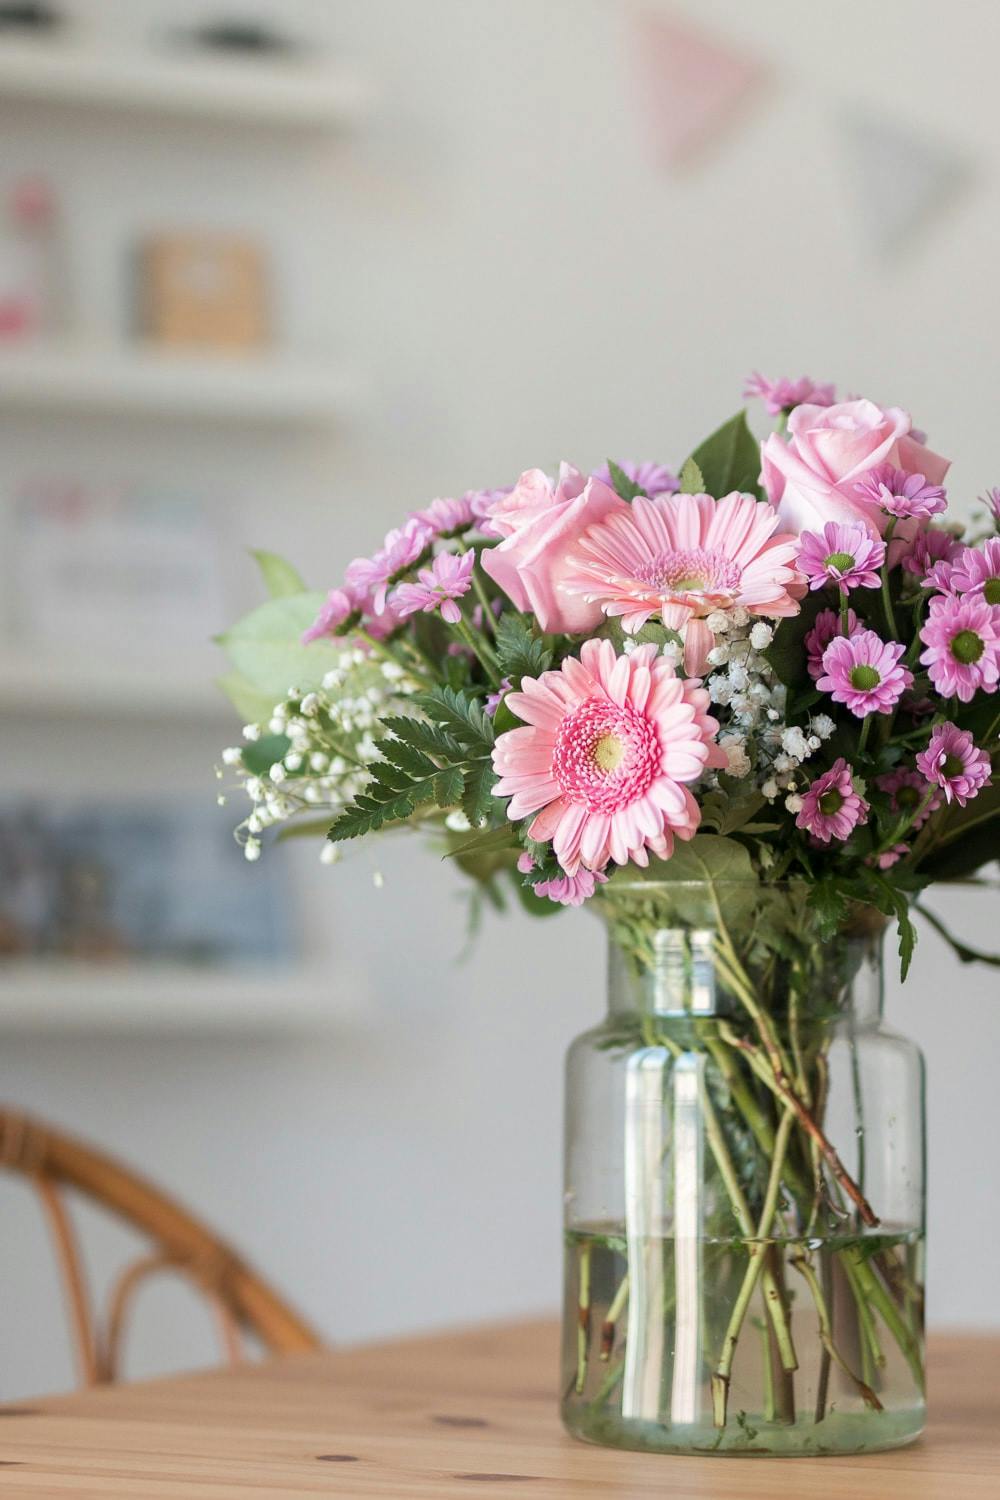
[633,10,764,168]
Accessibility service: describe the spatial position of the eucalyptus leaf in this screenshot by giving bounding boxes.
[218,592,342,701]
[251,549,307,599]
[678,457,705,494]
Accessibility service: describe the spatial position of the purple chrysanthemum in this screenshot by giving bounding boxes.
[919,593,1000,702]
[466,484,515,538]
[413,496,475,538]
[345,518,434,614]
[853,464,947,520]
[593,460,679,497]
[805,607,860,682]
[980,487,1000,530]
[302,586,360,644]
[947,538,1000,606]
[743,372,836,416]
[485,676,512,717]
[818,629,914,717]
[876,767,941,830]
[799,522,886,594]
[916,723,992,806]
[391,548,475,626]
[901,527,962,582]
[795,758,869,843]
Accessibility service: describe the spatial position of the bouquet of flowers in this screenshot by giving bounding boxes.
[217,376,999,1454]
[218,375,998,974]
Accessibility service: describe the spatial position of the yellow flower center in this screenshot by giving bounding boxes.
[592,733,625,773]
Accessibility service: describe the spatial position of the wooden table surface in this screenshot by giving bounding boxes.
[0,1320,996,1498]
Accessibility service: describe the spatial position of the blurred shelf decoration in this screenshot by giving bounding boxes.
[0,961,363,1033]
[0,344,356,423]
[0,37,369,128]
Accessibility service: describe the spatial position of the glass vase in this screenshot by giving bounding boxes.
[561,879,925,1457]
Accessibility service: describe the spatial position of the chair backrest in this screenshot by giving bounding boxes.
[0,1107,322,1386]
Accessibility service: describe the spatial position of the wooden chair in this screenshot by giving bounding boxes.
[0,1107,322,1386]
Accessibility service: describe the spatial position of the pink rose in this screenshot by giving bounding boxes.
[761,399,949,536]
[481,463,627,633]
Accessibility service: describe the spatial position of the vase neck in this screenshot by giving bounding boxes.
[605,924,885,1027]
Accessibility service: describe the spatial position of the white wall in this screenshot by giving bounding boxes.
[2,0,999,1398]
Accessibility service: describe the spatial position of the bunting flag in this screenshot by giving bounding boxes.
[838,109,970,256]
[632,10,765,169]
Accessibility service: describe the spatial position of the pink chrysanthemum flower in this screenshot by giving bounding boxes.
[876,767,941,830]
[391,549,475,626]
[919,592,1000,702]
[901,526,961,582]
[798,521,885,594]
[466,484,517,538]
[593,460,679,497]
[853,464,947,520]
[413,496,475,538]
[491,639,726,875]
[872,843,909,870]
[302,586,360,644]
[948,538,1000,606]
[744,372,836,415]
[916,722,992,806]
[805,607,860,681]
[485,677,512,716]
[817,629,914,717]
[980,487,1000,530]
[563,491,804,675]
[795,758,869,844]
[345,518,433,614]
[516,852,608,907]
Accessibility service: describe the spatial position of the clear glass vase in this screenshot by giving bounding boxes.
[561,880,925,1457]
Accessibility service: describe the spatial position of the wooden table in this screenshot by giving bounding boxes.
[0,1321,996,1497]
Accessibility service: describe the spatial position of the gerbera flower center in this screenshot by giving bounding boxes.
[818,788,844,816]
[983,578,1000,606]
[849,664,881,692]
[824,550,857,573]
[950,629,984,665]
[552,696,659,813]
[634,547,741,601]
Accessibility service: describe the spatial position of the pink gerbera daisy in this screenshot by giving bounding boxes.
[391,549,475,625]
[916,722,992,806]
[805,607,860,681]
[491,639,726,875]
[795,758,869,844]
[853,464,947,520]
[919,593,1000,702]
[562,491,804,675]
[798,522,885,594]
[876,767,941,830]
[817,629,914,717]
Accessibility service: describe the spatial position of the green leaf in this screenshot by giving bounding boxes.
[678,457,705,494]
[216,670,280,724]
[433,764,465,808]
[461,759,498,827]
[414,686,495,752]
[379,715,466,763]
[699,789,768,837]
[238,733,291,776]
[637,833,758,885]
[915,902,1000,967]
[444,823,519,860]
[605,459,646,501]
[218,593,343,701]
[864,870,918,982]
[494,613,553,684]
[251,550,306,599]
[686,411,762,499]
[764,592,827,689]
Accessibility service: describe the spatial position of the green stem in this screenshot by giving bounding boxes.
[454,617,502,680]
[880,517,899,639]
[455,538,498,634]
[858,715,871,756]
[840,1246,925,1393]
[712,1107,796,1428]
[576,1240,591,1395]
[790,1251,883,1411]
[356,627,433,688]
[600,1274,629,1360]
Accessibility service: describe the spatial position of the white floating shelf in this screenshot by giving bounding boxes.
[0,960,365,1034]
[0,39,369,128]
[0,650,233,719]
[0,345,356,424]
